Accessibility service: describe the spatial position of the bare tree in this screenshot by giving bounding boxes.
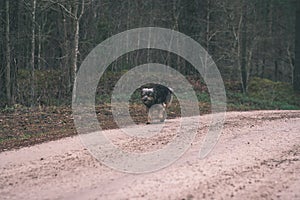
[52,0,86,94]
[239,0,248,93]
[30,0,37,107]
[5,0,12,106]
[72,0,85,99]
[294,0,300,91]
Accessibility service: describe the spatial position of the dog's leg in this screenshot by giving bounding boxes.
[146,108,151,124]
[159,108,166,122]
[147,114,152,124]
[165,93,173,108]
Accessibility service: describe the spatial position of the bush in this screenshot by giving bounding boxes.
[16,69,71,106]
[248,77,300,107]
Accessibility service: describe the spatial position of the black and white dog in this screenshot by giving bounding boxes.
[141,84,173,124]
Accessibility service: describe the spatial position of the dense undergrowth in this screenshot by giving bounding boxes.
[2,69,299,110]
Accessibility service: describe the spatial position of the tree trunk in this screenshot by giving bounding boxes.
[73,11,79,82]
[204,0,211,80]
[261,59,265,78]
[5,0,12,106]
[30,0,36,107]
[239,0,248,94]
[37,25,41,70]
[206,0,210,51]
[294,1,300,91]
[62,12,71,92]
[274,60,278,82]
[72,0,85,101]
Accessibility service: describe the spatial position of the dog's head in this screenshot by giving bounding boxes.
[141,85,173,108]
[141,88,156,107]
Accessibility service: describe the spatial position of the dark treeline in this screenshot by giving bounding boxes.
[0,0,299,107]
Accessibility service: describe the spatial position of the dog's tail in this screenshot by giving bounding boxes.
[167,87,174,94]
[165,87,173,108]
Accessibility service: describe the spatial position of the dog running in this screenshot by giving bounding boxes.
[141,84,173,124]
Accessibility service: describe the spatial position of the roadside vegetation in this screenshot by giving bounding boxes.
[0,71,299,152]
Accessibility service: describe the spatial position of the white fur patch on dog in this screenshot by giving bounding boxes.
[142,88,154,92]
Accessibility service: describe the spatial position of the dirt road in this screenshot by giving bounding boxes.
[0,110,299,200]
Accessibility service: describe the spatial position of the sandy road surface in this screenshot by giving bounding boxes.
[0,110,299,200]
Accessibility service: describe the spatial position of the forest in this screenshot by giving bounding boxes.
[1,1,300,197]
[0,0,299,108]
